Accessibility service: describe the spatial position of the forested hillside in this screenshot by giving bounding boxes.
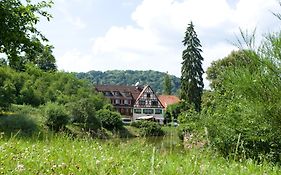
[76,70,180,94]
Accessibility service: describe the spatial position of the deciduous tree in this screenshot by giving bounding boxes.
[163,72,172,95]
[0,0,55,71]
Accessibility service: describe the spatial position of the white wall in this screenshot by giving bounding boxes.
[132,108,164,124]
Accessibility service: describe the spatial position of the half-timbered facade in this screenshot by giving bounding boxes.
[95,84,165,123]
[133,85,164,124]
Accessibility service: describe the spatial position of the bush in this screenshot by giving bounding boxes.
[68,98,101,131]
[96,109,123,130]
[44,103,69,131]
[10,104,39,115]
[204,33,281,162]
[131,120,164,136]
[0,114,38,136]
[164,102,188,123]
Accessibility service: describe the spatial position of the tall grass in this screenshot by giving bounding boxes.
[0,134,280,174]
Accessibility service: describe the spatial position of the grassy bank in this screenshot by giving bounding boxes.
[0,134,280,175]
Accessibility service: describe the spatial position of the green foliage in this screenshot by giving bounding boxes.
[0,114,38,136]
[0,0,55,71]
[76,70,180,94]
[1,135,280,174]
[68,98,101,131]
[43,103,69,131]
[0,66,18,110]
[103,103,114,111]
[164,102,185,122]
[177,107,203,139]
[181,22,204,112]
[163,72,172,95]
[204,30,281,162]
[131,120,164,136]
[206,50,255,90]
[96,109,123,130]
[0,65,108,111]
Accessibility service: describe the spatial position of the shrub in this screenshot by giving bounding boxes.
[204,34,281,162]
[44,103,69,131]
[10,104,39,115]
[96,109,123,130]
[131,120,164,136]
[164,102,188,122]
[0,114,38,136]
[68,98,101,131]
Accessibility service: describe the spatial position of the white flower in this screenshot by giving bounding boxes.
[16,164,25,172]
[96,160,101,165]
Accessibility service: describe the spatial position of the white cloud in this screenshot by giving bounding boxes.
[57,7,87,29]
[57,0,280,85]
[57,49,93,72]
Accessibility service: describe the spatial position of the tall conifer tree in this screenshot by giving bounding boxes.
[180,22,204,111]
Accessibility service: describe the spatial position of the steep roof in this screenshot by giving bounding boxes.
[95,85,143,100]
[135,85,164,108]
[158,95,180,109]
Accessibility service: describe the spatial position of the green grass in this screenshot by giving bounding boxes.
[0,134,280,175]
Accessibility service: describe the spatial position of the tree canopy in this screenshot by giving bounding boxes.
[0,0,56,71]
[76,70,180,95]
[206,50,255,90]
[163,72,172,95]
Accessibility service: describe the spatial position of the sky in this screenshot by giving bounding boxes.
[37,0,281,86]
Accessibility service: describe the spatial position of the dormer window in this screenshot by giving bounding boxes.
[113,91,120,96]
[123,92,131,97]
[104,91,112,96]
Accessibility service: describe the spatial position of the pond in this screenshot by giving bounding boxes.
[110,127,183,152]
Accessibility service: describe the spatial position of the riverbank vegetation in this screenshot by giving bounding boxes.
[0,134,280,175]
[177,25,281,163]
[1,0,281,174]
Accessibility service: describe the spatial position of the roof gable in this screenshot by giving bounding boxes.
[134,85,164,108]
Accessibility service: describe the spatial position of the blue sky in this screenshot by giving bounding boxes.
[38,0,281,86]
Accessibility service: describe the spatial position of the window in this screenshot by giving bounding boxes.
[134,109,142,114]
[115,99,120,104]
[151,100,158,106]
[123,92,131,97]
[143,109,154,114]
[104,91,112,96]
[139,100,145,105]
[113,91,120,96]
[147,93,151,98]
[124,99,130,105]
[155,109,162,114]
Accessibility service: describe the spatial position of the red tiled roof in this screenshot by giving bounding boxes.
[158,95,180,109]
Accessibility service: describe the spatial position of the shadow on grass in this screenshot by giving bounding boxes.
[0,114,39,138]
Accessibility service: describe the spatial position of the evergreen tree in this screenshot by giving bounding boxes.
[180,22,204,112]
[163,72,172,95]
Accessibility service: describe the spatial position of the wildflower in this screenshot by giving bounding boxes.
[15,164,25,172]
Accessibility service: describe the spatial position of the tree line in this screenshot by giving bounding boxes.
[76,70,180,95]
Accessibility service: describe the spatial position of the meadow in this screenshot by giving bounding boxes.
[0,133,280,175]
